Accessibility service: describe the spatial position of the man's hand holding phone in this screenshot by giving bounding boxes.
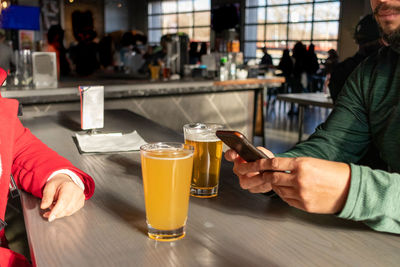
[224,142,351,214]
[220,130,351,214]
[224,147,275,193]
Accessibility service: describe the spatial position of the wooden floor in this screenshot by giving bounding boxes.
[254,101,332,153]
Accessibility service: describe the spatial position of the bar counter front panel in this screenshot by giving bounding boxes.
[20,110,400,267]
[2,79,265,140]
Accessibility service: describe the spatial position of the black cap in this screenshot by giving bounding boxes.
[354,14,381,45]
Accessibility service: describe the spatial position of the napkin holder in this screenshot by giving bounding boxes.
[79,85,104,132]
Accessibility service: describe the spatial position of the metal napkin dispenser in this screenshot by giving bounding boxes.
[32,52,57,88]
[79,86,104,130]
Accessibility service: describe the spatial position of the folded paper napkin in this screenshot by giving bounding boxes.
[75,131,147,153]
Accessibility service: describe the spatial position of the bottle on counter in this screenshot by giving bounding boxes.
[219,57,228,81]
[227,53,236,80]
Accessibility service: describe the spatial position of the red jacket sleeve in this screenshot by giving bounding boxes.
[0,247,31,267]
[11,116,95,200]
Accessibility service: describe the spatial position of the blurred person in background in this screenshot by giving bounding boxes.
[277,49,294,94]
[292,41,307,93]
[288,41,307,115]
[199,42,208,58]
[69,10,100,76]
[46,25,70,78]
[0,29,15,74]
[260,47,273,71]
[324,49,339,75]
[322,49,339,92]
[98,35,115,70]
[304,43,320,92]
[189,42,200,64]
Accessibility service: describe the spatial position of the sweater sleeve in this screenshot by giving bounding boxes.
[338,164,400,233]
[11,116,95,200]
[277,63,371,162]
[277,62,400,234]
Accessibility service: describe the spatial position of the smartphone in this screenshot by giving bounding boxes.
[216,130,269,162]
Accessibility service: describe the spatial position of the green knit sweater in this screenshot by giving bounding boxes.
[278,46,400,234]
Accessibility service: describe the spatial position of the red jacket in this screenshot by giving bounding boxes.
[0,96,95,266]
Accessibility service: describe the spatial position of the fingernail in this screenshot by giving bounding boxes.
[49,215,55,222]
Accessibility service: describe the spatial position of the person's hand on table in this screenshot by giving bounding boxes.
[40,174,85,222]
[224,148,351,214]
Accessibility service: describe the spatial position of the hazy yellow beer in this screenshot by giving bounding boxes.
[183,123,223,198]
[140,143,194,241]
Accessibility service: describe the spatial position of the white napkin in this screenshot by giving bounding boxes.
[75,131,147,153]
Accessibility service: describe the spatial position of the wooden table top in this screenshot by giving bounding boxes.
[213,77,285,86]
[20,110,400,267]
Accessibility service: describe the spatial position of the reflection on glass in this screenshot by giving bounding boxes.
[290,0,312,3]
[162,28,178,35]
[162,1,177,13]
[245,8,258,24]
[268,0,289,4]
[244,42,257,58]
[266,24,287,40]
[258,8,266,23]
[256,41,265,58]
[179,27,193,39]
[314,3,340,21]
[265,40,287,49]
[149,15,162,29]
[178,0,193,12]
[149,30,162,43]
[313,41,337,57]
[148,2,161,15]
[313,22,339,39]
[246,0,266,6]
[194,0,210,11]
[257,25,265,40]
[287,41,311,51]
[163,14,178,28]
[194,12,210,26]
[267,6,288,23]
[269,49,285,65]
[288,23,311,40]
[245,25,257,40]
[178,13,193,27]
[289,4,312,22]
[194,27,210,42]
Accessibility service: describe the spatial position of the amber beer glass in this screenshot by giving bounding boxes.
[183,123,223,198]
[140,142,194,241]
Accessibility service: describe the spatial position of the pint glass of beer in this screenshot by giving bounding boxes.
[140,142,194,241]
[183,123,224,198]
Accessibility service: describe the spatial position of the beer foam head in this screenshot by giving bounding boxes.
[140,142,194,159]
[183,123,223,142]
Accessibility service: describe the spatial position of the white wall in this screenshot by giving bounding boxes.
[105,0,129,33]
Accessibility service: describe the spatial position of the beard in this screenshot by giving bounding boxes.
[381,26,400,48]
[374,3,400,48]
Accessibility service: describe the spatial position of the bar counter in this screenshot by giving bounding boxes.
[1,77,284,142]
[21,110,400,267]
[1,78,284,105]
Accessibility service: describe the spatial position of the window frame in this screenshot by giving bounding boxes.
[147,0,211,45]
[244,0,341,62]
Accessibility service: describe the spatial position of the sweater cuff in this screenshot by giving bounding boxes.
[47,169,85,191]
[337,163,362,219]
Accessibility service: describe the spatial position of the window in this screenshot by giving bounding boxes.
[244,0,341,64]
[148,0,211,45]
